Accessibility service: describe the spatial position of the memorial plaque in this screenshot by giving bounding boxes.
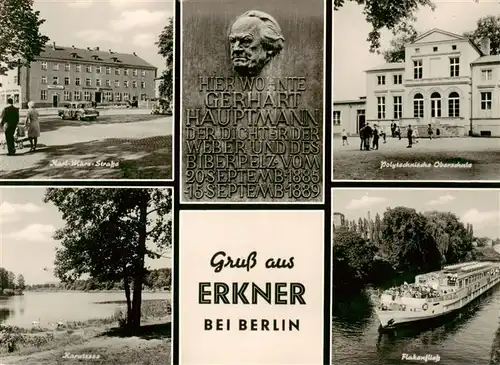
[182,0,324,203]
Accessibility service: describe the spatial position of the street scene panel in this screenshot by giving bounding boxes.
[332,188,500,365]
[0,0,173,179]
[182,0,324,203]
[332,1,500,181]
[0,187,173,365]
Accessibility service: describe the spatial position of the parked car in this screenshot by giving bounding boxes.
[58,102,99,121]
[126,100,138,108]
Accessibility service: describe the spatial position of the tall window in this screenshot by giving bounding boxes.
[114,80,120,87]
[105,80,111,87]
[74,91,81,101]
[96,79,101,87]
[333,111,341,125]
[41,62,47,70]
[124,69,129,76]
[377,96,386,119]
[482,69,492,81]
[106,67,111,74]
[141,70,146,77]
[41,76,47,84]
[132,81,137,88]
[86,65,92,73]
[115,92,121,101]
[450,57,460,77]
[430,92,441,117]
[124,93,130,101]
[413,93,424,118]
[75,77,81,86]
[115,68,120,75]
[141,81,146,88]
[96,66,102,74]
[124,80,129,88]
[448,92,460,117]
[85,78,91,86]
[64,91,71,101]
[41,90,47,100]
[481,92,492,110]
[64,77,70,85]
[52,76,59,85]
[413,60,423,79]
[393,74,402,85]
[393,96,402,119]
[377,75,386,85]
[133,69,138,76]
[53,63,59,71]
[84,91,91,101]
[76,65,81,72]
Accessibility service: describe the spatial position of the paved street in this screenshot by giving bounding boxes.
[0,114,173,179]
[333,136,500,180]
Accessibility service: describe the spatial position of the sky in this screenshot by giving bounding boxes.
[0,187,172,285]
[333,0,500,100]
[333,189,500,239]
[33,0,174,72]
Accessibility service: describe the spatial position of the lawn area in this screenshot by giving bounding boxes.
[333,136,500,180]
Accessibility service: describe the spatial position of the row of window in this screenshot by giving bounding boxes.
[40,61,147,76]
[40,90,146,102]
[414,45,458,53]
[41,76,146,88]
[377,74,403,86]
[377,58,460,84]
[376,91,493,119]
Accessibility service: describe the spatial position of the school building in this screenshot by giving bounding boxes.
[334,29,500,137]
[0,42,157,108]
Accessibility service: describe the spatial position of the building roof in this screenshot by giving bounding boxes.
[36,43,157,69]
[333,99,366,105]
[471,55,500,65]
[411,28,484,57]
[365,62,405,72]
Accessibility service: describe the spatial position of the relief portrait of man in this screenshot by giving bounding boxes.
[228,10,285,77]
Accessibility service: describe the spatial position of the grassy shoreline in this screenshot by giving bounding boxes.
[0,299,171,365]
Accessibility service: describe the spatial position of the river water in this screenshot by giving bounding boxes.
[333,284,500,365]
[0,291,171,328]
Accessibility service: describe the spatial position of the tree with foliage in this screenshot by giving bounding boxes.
[382,23,419,62]
[333,226,378,287]
[16,275,25,291]
[464,15,500,55]
[156,17,173,102]
[334,0,435,53]
[44,188,172,330]
[475,237,491,248]
[0,0,49,75]
[381,207,441,273]
[374,213,382,245]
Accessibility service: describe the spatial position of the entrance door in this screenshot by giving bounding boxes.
[357,110,366,133]
[52,94,58,107]
[95,92,102,103]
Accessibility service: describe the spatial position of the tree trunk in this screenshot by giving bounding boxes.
[124,276,132,327]
[131,198,148,330]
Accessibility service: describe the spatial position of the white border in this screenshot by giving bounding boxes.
[179,0,327,205]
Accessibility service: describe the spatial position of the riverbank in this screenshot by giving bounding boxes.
[0,299,171,365]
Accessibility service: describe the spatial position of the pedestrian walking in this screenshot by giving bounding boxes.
[396,126,401,140]
[25,101,40,152]
[359,125,366,150]
[391,122,396,138]
[413,127,419,144]
[427,124,433,140]
[364,123,373,150]
[1,98,20,156]
[407,124,413,148]
[372,125,380,150]
[341,129,349,146]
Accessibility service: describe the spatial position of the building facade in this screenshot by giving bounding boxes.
[334,29,500,137]
[0,42,157,108]
[333,98,366,136]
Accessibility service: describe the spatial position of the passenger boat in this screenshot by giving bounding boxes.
[375,261,500,329]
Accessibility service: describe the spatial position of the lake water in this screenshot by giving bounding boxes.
[333,284,500,365]
[0,291,171,328]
